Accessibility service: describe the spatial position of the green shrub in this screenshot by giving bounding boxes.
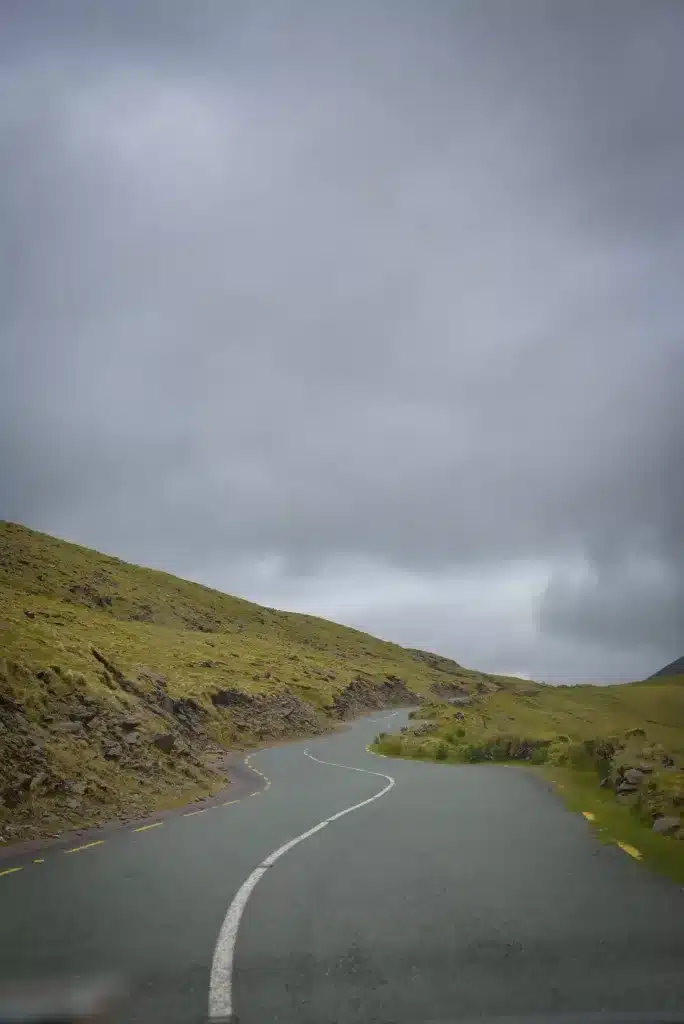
[435,741,449,761]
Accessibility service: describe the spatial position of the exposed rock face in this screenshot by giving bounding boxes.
[1,648,419,844]
[406,649,462,675]
[329,675,418,719]
[430,681,471,702]
[152,733,176,753]
[210,687,323,739]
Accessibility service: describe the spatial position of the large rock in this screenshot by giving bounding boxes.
[652,816,681,836]
[617,781,639,794]
[152,733,176,753]
[623,768,646,785]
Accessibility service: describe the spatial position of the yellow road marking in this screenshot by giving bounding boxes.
[617,841,642,860]
[64,840,105,855]
[0,866,23,877]
[183,808,207,817]
[582,811,596,821]
[248,790,261,797]
[33,858,45,864]
[134,822,163,832]
[222,800,239,807]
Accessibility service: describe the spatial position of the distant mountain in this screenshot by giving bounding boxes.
[648,656,684,680]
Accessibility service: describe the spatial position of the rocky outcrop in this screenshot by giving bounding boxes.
[430,681,472,702]
[210,687,324,739]
[329,675,418,719]
[1,645,421,845]
[0,654,237,842]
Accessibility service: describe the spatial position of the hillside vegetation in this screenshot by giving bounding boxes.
[374,674,684,881]
[0,521,524,843]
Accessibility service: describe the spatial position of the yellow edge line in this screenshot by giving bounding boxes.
[0,866,23,877]
[617,841,642,860]
[33,858,45,864]
[64,840,105,855]
[183,808,207,817]
[222,800,239,806]
[134,822,163,832]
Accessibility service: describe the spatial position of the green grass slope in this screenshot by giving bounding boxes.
[374,679,684,882]
[0,521,521,843]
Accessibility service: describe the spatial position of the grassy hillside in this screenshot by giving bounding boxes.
[0,521,523,844]
[374,678,684,881]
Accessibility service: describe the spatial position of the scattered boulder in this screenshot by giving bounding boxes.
[623,768,646,785]
[211,689,251,709]
[152,733,176,753]
[652,816,681,836]
[617,781,639,794]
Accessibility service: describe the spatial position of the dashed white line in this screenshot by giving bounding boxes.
[208,747,395,1021]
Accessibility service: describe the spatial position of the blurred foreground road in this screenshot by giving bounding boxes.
[2,709,684,1023]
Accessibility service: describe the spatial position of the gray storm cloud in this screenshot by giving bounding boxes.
[1,1,682,681]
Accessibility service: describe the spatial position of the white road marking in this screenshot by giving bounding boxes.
[208,748,395,1021]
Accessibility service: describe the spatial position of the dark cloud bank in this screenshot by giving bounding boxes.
[1,1,682,681]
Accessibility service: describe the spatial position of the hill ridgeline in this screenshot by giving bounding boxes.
[0,521,526,843]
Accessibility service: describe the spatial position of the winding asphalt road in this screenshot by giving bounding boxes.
[1,710,684,1023]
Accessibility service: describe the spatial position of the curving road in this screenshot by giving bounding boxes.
[1,710,684,1023]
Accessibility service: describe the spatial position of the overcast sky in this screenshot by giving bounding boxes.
[1,1,682,683]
